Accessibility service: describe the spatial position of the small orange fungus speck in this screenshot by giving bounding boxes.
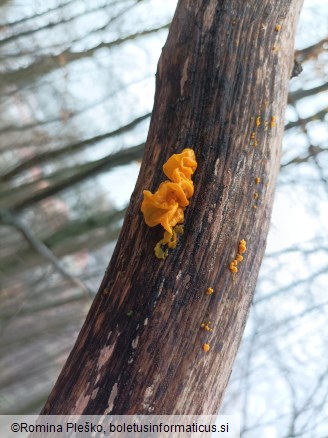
[253,193,259,200]
[255,116,261,127]
[270,116,276,128]
[203,343,210,353]
[239,244,247,254]
[252,205,257,209]
[275,24,281,31]
[255,177,261,184]
[206,287,214,295]
[236,254,243,262]
[239,240,247,253]
[141,149,197,259]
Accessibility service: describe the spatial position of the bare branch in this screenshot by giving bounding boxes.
[254,266,328,305]
[0,209,93,298]
[0,0,78,27]
[295,37,328,62]
[281,145,327,168]
[288,83,328,103]
[0,24,170,89]
[0,209,125,276]
[2,143,144,211]
[0,113,150,181]
[285,107,328,131]
[0,0,136,47]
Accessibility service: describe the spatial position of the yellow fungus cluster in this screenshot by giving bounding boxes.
[229,239,247,274]
[206,287,214,295]
[229,261,238,273]
[251,112,277,148]
[202,288,214,352]
[201,321,213,332]
[255,177,261,184]
[141,149,197,259]
[251,115,262,147]
[250,131,258,147]
[275,24,281,32]
[270,116,276,128]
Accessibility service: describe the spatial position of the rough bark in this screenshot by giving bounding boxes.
[42,0,303,415]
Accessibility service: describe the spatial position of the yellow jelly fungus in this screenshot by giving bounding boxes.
[203,343,210,353]
[230,266,238,273]
[253,193,259,200]
[154,225,184,259]
[255,116,261,127]
[251,132,256,140]
[206,287,214,295]
[141,149,197,259]
[236,254,243,262]
[270,116,276,128]
[255,177,261,184]
[275,24,281,31]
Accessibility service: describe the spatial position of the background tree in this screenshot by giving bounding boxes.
[0,0,327,435]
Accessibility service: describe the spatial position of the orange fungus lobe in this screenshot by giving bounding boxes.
[141,148,197,259]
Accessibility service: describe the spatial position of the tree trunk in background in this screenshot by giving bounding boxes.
[42,0,303,415]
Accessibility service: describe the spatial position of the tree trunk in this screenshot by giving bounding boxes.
[42,0,303,415]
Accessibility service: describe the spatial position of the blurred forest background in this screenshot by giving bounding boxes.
[0,0,327,436]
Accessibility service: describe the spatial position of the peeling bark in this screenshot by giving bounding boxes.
[42,0,304,415]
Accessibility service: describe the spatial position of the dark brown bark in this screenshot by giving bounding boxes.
[42,0,303,415]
